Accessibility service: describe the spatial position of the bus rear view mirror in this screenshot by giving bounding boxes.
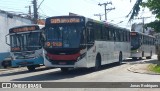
[5,34,10,46]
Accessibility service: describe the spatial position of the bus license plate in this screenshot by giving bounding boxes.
[59,62,66,65]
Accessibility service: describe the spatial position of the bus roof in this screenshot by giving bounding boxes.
[131,31,155,38]
[9,24,44,33]
[45,15,130,31]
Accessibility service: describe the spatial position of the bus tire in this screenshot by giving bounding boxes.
[94,54,101,71]
[146,51,152,59]
[146,56,151,59]
[27,66,36,71]
[1,61,7,68]
[60,68,69,72]
[132,57,137,60]
[139,57,142,60]
[118,52,123,65]
[3,65,7,69]
[142,51,144,57]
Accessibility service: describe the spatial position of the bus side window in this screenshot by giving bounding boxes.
[106,27,109,40]
[125,31,128,42]
[108,29,111,41]
[120,30,123,42]
[123,31,125,42]
[111,29,115,41]
[114,30,117,41]
[102,26,107,40]
[142,36,145,44]
[117,30,120,42]
[94,24,101,40]
[86,22,95,44]
[86,27,94,43]
[126,31,129,42]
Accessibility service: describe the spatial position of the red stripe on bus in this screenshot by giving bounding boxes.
[47,53,80,61]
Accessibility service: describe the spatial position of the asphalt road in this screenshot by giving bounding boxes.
[0,55,160,91]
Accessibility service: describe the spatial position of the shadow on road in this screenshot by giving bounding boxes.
[123,58,159,66]
[0,67,54,77]
[143,59,160,64]
[123,58,145,62]
[11,63,122,81]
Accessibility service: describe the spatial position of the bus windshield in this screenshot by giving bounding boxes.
[10,31,41,51]
[131,35,141,50]
[45,25,82,48]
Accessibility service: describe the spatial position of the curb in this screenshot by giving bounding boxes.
[127,64,160,75]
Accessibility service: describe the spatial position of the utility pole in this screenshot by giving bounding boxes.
[29,6,31,19]
[25,6,32,19]
[135,17,150,33]
[98,2,115,21]
[94,13,104,20]
[33,0,38,24]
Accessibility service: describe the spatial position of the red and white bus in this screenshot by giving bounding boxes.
[43,16,130,72]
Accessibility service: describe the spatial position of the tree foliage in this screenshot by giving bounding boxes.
[141,0,160,32]
[128,0,160,33]
[127,0,143,21]
[128,0,160,21]
[145,20,160,32]
[142,0,160,19]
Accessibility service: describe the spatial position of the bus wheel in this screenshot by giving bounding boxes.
[146,56,151,59]
[146,51,152,59]
[94,54,101,71]
[60,68,69,72]
[3,65,7,69]
[27,66,36,71]
[118,52,123,65]
[132,57,137,60]
[139,57,142,60]
[1,61,7,68]
[142,51,144,57]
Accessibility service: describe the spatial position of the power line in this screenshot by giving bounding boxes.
[134,17,151,33]
[37,0,45,10]
[94,13,104,20]
[98,1,115,21]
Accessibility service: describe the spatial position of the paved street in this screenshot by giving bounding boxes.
[0,55,160,91]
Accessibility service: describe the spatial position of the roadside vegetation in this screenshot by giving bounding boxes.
[148,64,160,73]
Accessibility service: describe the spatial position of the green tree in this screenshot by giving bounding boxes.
[142,0,160,19]
[144,20,160,32]
[127,0,143,21]
[128,0,160,21]
[128,0,160,32]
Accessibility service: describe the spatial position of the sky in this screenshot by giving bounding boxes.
[0,0,156,29]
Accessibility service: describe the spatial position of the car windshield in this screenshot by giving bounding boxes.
[10,31,41,51]
[45,25,82,48]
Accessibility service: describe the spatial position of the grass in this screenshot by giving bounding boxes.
[148,64,160,73]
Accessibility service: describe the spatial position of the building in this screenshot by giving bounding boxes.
[0,10,33,68]
[131,23,155,35]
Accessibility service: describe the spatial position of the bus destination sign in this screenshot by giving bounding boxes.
[50,18,81,24]
[131,32,137,36]
[10,26,39,33]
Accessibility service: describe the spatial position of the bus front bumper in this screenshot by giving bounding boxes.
[11,57,44,67]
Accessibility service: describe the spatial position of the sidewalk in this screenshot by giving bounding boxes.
[0,68,8,72]
[127,59,160,75]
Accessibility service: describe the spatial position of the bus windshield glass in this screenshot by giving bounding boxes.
[131,35,141,50]
[10,31,41,51]
[45,25,82,48]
